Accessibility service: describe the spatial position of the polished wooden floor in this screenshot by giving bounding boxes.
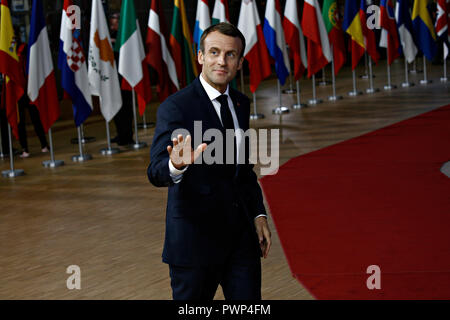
[1,58,449,299]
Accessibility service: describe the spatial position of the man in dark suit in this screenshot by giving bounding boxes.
[147,23,271,300]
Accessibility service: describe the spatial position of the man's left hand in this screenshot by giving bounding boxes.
[254,216,271,259]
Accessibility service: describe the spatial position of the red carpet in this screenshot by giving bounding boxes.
[260,104,450,299]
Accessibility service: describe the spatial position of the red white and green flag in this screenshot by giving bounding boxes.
[115,0,151,116]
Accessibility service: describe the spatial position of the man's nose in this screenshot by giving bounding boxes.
[217,53,226,65]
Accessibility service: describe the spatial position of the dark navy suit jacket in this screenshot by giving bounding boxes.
[147,77,266,267]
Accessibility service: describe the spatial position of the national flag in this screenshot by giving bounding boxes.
[146,0,179,102]
[343,0,365,70]
[58,0,92,127]
[322,0,346,75]
[237,0,271,93]
[263,0,290,85]
[435,0,449,58]
[283,0,307,80]
[170,0,198,88]
[212,0,230,25]
[379,0,401,65]
[88,0,122,122]
[301,0,332,78]
[115,0,151,116]
[193,0,211,53]
[27,0,60,133]
[395,0,418,63]
[360,0,380,64]
[0,0,25,139]
[412,0,437,61]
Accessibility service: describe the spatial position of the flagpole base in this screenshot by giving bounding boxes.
[401,82,415,88]
[318,80,331,86]
[282,88,296,94]
[132,142,148,150]
[100,147,121,156]
[71,136,96,144]
[419,79,432,85]
[328,95,343,101]
[348,90,362,97]
[440,77,448,82]
[272,106,290,114]
[138,122,155,129]
[72,154,93,162]
[292,103,307,109]
[2,169,25,178]
[308,99,323,105]
[366,87,380,94]
[383,84,397,90]
[42,160,65,168]
[250,113,265,120]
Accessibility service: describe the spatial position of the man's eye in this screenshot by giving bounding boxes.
[211,51,217,55]
[227,52,236,58]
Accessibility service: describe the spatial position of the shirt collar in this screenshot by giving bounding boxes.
[199,73,229,102]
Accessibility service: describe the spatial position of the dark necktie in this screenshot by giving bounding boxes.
[216,94,235,131]
[216,94,236,175]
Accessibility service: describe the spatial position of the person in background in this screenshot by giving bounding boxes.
[109,12,134,146]
[16,34,49,158]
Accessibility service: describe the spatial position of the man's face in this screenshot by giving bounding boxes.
[198,31,244,93]
[110,17,119,32]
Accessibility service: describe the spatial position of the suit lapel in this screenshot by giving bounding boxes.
[193,77,223,130]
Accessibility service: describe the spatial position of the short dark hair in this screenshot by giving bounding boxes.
[199,22,246,58]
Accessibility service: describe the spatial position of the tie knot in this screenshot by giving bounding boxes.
[216,94,228,106]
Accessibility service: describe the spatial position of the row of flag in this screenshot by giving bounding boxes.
[1,0,449,140]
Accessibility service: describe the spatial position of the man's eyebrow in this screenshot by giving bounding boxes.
[208,47,237,53]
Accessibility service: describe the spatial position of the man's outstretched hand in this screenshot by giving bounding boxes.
[167,134,207,170]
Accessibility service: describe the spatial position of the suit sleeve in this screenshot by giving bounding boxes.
[147,99,183,187]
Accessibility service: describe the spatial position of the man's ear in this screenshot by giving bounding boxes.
[237,56,244,70]
[197,50,204,65]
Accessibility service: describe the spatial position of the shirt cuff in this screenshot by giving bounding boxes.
[255,214,268,220]
[168,159,188,184]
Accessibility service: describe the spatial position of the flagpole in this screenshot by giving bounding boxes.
[348,69,362,96]
[250,91,265,120]
[383,63,397,90]
[318,67,331,86]
[282,72,296,94]
[409,58,422,74]
[293,80,307,108]
[420,56,432,84]
[138,108,155,129]
[72,125,93,162]
[441,47,448,82]
[360,53,369,79]
[131,89,147,150]
[328,45,342,101]
[100,118,120,155]
[42,128,64,168]
[401,58,414,87]
[366,57,379,93]
[71,124,96,144]
[272,80,290,114]
[308,74,322,105]
[2,124,25,178]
